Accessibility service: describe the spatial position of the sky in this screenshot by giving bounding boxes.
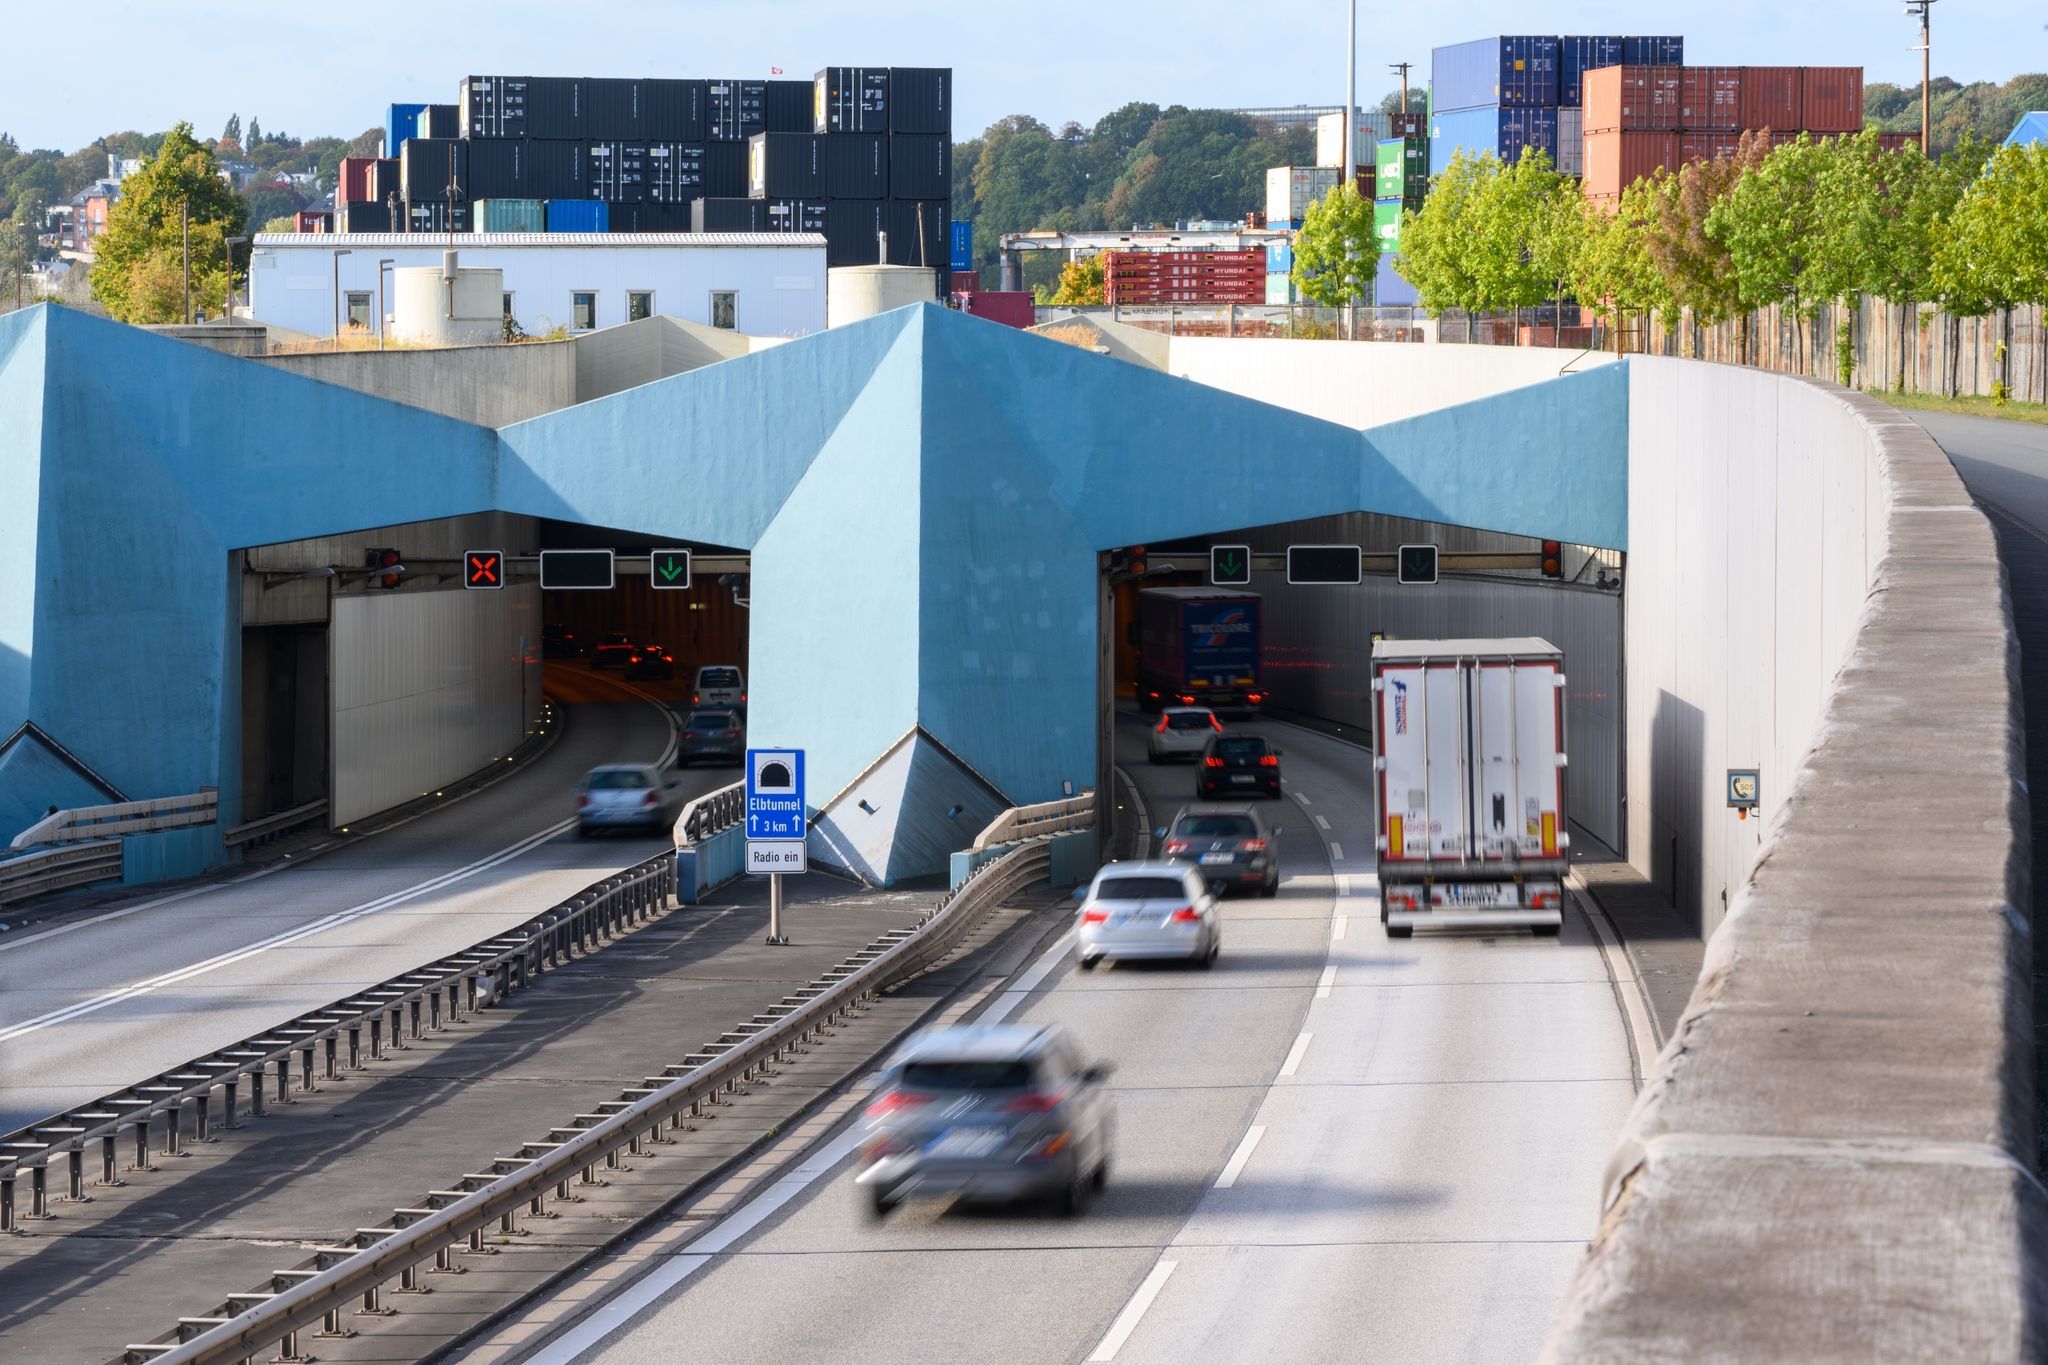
[6,0,2045,153]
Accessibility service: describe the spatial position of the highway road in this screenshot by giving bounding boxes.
[0,665,729,1135]
[521,710,1638,1365]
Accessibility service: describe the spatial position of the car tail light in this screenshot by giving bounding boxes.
[1027,1129,1073,1159]
[1002,1092,1061,1113]
[1155,717,1170,734]
[643,791,662,807]
[1208,714,1224,731]
[1081,908,1109,923]
[1169,906,1201,923]
[1247,692,1265,704]
[864,1090,932,1117]
[740,693,747,702]
[1258,755,1279,767]
[860,1134,914,1162]
[1163,840,1190,854]
[1178,694,1196,705]
[1204,757,1225,768]
[629,655,641,664]
[1241,839,1267,852]
[692,693,701,703]
[662,655,673,663]
[576,794,591,809]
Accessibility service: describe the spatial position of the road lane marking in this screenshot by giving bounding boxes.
[1334,875,1349,897]
[1315,966,1336,999]
[1214,1125,1266,1189]
[0,863,291,955]
[1088,1260,1179,1362]
[0,818,576,1044]
[977,932,1076,1027]
[1279,1031,1313,1077]
[1332,915,1347,941]
[1571,883,1660,1088]
[1329,841,1344,861]
[1313,815,1331,831]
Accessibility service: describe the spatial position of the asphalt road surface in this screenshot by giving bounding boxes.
[0,664,733,1135]
[523,710,1637,1365]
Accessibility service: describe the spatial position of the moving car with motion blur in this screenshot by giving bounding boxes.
[693,665,745,708]
[1074,861,1222,969]
[677,708,745,766]
[541,623,580,659]
[575,763,685,836]
[623,643,675,680]
[1147,706,1221,763]
[592,632,636,670]
[856,1023,1112,1218]
[1197,733,1282,800]
[1159,804,1280,897]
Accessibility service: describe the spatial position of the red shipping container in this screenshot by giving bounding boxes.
[1582,65,1682,134]
[963,291,1035,328]
[1801,67,1864,133]
[1680,67,1743,131]
[337,156,376,205]
[950,268,982,294]
[292,210,332,234]
[1740,67,1804,134]
[1679,130,1740,162]
[1877,131,1922,152]
[1582,129,1677,199]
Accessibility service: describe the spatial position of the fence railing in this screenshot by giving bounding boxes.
[972,792,1097,852]
[676,782,744,844]
[115,838,1054,1365]
[1034,303,1603,348]
[9,790,218,850]
[0,840,124,906]
[222,799,328,850]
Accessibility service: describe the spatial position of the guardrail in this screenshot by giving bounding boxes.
[9,790,218,850]
[0,855,675,1233]
[675,781,743,844]
[0,840,124,906]
[114,838,1052,1365]
[222,799,328,849]
[972,792,1095,852]
[673,782,746,903]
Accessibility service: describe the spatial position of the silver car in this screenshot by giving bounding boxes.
[855,1024,1112,1217]
[575,764,684,836]
[1147,706,1220,763]
[1074,861,1221,970]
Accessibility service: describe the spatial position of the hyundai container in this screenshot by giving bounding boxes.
[963,291,1034,328]
[1372,638,1569,937]
[1432,37,1561,112]
[1137,588,1264,714]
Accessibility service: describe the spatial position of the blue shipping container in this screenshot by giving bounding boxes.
[387,103,427,155]
[1267,243,1294,274]
[1431,36,1561,112]
[1375,254,1418,307]
[1622,36,1684,65]
[949,220,973,271]
[1557,36,1625,107]
[545,199,609,233]
[1431,106,1559,174]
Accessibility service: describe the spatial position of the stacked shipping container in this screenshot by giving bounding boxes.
[1105,249,1265,306]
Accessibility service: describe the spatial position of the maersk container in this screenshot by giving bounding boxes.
[1557,36,1624,106]
[1372,637,1569,936]
[387,102,428,154]
[1374,254,1418,307]
[888,68,951,133]
[461,76,525,139]
[1430,106,1559,173]
[474,198,546,233]
[1432,37,1561,113]
[1556,108,1584,176]
[545,199,608,233]
[1375,137,1427,201]
[1622,36,1684,66]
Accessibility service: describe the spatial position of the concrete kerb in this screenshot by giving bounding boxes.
[1542,374,2046,1361]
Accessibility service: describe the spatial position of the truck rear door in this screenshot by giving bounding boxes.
[1376,659,1474,862]
[1473,658,1565,861]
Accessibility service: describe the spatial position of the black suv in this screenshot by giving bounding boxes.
[1160,804,1280,896]
[1198,733,1282,800]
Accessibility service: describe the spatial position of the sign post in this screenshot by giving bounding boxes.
[746,748,806,945]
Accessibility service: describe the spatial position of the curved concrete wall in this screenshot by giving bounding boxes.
[1545,361,2044,1359]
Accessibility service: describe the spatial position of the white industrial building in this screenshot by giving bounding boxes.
[248,232,827,340]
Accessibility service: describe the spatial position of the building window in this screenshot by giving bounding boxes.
[345,291,372,330]
[572,291,597,331]
[710,290,736,330]
[628,290,653,322]
[502,292,515,318]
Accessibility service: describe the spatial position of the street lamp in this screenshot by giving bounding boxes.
[377,258,395,349]
[222,235,247,324]
[1905,0,1938,151]
[331,247,353,344]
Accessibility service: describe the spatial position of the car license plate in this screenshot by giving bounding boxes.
[1430,883,1516,907]
[1230,774,1254,784]
[1200,852,1234,865]
[927,1127,1005,1159]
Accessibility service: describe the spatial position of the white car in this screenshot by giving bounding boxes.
[1147,707,1220,763]
[1074,861,1221,970]
[693,665,745,709]
[576,764,685,836]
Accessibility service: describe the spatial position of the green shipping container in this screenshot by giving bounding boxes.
[1373,198,1406,250]
[1375,138,1429,204]
[474,198,546,233]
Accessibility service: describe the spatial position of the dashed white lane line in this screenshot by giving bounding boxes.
[1313,815,1332,830]
[1279,1031,1314,1077]
[1089,1260,1180,1362]
[1332,915,1348,941]
[1315,966,1336,999]
[1334,875,1349,898]
[976,932,1076,1027]
[1329,841,1344,861]
[1214,1125,1267,1189]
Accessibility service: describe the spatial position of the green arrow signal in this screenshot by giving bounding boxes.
[659,556,685,582]
[1220,551,1243,576]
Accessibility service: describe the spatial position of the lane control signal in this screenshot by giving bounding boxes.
[464,549,503,590]
[1210,544,1251,587]
[1396,544,1438,586]
[651,549,693,590]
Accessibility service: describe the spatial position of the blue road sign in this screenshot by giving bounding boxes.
[949,220,973,272]
[746,748,806,840]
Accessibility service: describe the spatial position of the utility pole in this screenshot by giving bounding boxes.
[1906,0,1937,151]
[222,235,247,324]
[1343,0,1357,188]
[1391,61,1413,122]
[180,199,191,325]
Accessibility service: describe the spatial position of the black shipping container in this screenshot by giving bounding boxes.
[399,138,468,202]
[692,197,766,232]
[824,198,885,265]
[646,143,707,202]
[886,199,948,268]
[337,200,391,232]
[462,75,527,138]
[421,103,460,139]
[588,78,645,139]
[609,200,691,232]
[370,158,400,203]
[765,199,828,234]
[589,142,647,202]
[888,134,950,199]
[467,139,526,199]
[764,79,815,133]
[405,199,471,233]
[644,79,707,141]
[748,132,824,198]
[814,67,889,133]
[707,79,765,141]
[526,76,588,140]
[703,142,748,197]
[523,139,588,199]
[888,68,951,133]
[821,134,887,198]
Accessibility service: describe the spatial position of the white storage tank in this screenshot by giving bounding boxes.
[828,265,935,328]
[391,253,503,345]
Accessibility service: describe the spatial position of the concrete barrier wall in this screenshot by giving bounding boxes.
[1544,361,2044,1360]
[1168,337,1618,429]
[256,340,576,428]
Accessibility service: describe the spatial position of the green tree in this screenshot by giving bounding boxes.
[246,116,261,147]
[1709,135,1853,369]
[1395,148,1489,321]
[220,113,241,148]
[1291,181,1377,306]
[261,214,294,233]
[90,122,247,324]
[1569,178,1671,348]
[1640,133,1770,355]
[1050,254,1105,305]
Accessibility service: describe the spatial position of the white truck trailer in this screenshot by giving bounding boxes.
[1371,638,1568,937]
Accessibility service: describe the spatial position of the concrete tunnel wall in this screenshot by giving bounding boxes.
[1542,362,2043,1360]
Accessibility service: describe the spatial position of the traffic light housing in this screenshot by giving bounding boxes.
[1210,544,1251,587]
[1541,540,1563,579]
[365,547,403,589]
[1395,543,1437,586]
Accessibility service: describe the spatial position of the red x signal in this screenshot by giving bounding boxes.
[465,549,504,590]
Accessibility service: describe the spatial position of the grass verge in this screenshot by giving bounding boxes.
[1871,389,2048,426]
